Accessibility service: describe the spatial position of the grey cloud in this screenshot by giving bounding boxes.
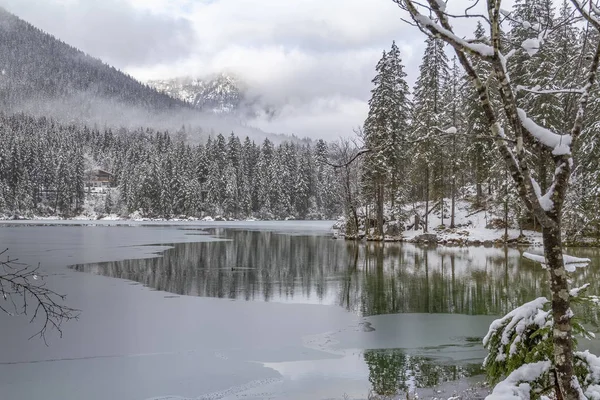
[0,0,195,69]
[0,0,437,140]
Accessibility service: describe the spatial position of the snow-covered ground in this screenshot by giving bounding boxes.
[334,199,545,246]
[400,200,543,246]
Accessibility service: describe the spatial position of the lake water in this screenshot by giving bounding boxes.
[1,221,599,400]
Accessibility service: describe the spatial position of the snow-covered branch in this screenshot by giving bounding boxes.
[485,361,552,400]
[516,85,585,95]
[396,0,494,59]
[517,108,573,156]
[412,14,495,57]
[531,178,555,211]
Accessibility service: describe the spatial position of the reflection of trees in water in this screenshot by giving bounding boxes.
[343,244,600,319]
[72,229,346,302]
[364,349,481,396]
[71,229,600,318]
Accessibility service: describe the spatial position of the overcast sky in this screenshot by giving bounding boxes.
[0,0,499,139]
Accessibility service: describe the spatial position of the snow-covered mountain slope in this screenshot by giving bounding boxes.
[149,73,251,115]
[148,73,244,114]
[147,73,279,120]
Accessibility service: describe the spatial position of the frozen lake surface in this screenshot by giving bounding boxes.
[1,221,599,399]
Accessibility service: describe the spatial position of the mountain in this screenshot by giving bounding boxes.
[0,7,189,114]
[0,7,291,143]
[148,73,278,119]
[149,73,244,113]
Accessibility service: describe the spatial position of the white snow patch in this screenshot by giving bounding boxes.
[570,283,591,297]
[444,126,457,134]
[523,253,590,272]
[522,38,540,56]
[523,252,547,265]
[433,0,446,11]
[485,361,551,400]
[517,108,572,155]
[399,199,543,245]
[530,178,554,211]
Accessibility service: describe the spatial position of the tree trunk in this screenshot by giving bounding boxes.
[476,176,483,207]
[451,176,456,228]
[376,181,384,238]
[424,167,430,232]
[390,171,396,214]
[543,224,579,400]
[366,205,370,237]
[504,186,509,239]
[343,166,359,238]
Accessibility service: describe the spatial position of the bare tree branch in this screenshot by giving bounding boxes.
[0,249,79,344]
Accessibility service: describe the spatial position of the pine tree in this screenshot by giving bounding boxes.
[509,0,561,192]
[362,41,412,237]
[464,22,498,207]
[411,36,449,232]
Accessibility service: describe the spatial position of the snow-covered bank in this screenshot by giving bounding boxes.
[334,199,599,247]
[0,212,326,224]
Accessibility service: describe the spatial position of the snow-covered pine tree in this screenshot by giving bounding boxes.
[464,22,499,208]
[227,133,243,217]
[410,35,449,232]
[295,145,314,219]
[362,41,411,238]
[257,138,275,217]
[240,137,255,217]
[207,133,228,215]
[443,57,466,228]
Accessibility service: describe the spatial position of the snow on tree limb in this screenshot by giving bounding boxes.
[531,178,555,211]
[498,51,512,83]
[483,297,550,350]
[523,252,547,265]
[570,284,591,297]
[575,350,600,396]
[412,14,495,57]
[485,361,552,400]
[522,38,541,56]
[516,85,585,95]
[516,108,573,155]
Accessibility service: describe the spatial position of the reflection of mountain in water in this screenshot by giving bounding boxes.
[71,228,600,318]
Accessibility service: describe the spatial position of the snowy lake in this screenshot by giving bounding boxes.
[1,221,599,400]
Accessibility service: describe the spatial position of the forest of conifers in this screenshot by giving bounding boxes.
[0,114,340,219]
[339,1,600,239]
[1,0,600,240]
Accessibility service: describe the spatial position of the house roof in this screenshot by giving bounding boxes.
[86,168,112,176]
